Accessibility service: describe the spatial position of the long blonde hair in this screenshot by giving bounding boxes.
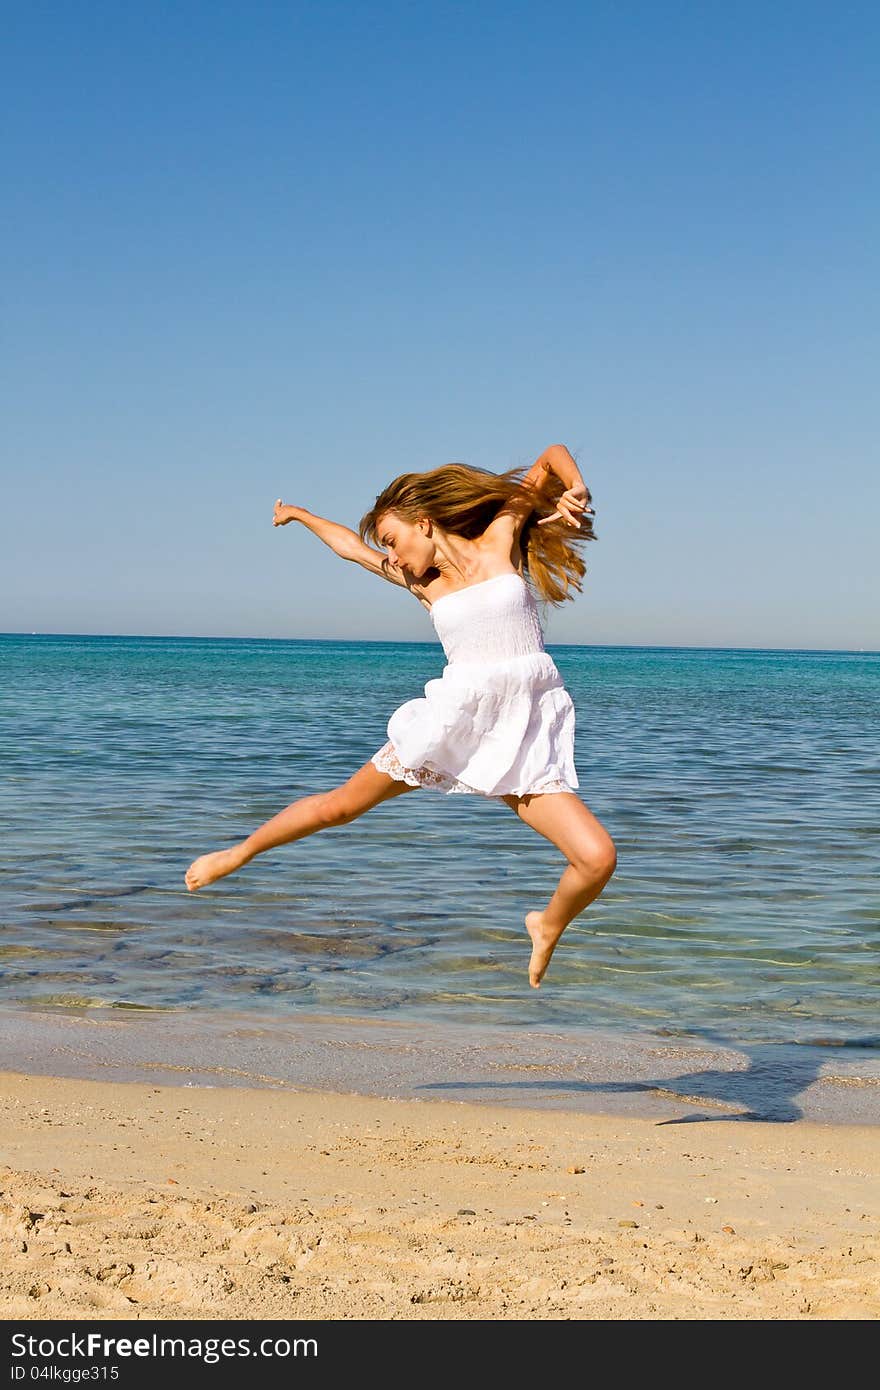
[359,462,597,605]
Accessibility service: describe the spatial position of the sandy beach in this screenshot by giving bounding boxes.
[1,1070,878,1320]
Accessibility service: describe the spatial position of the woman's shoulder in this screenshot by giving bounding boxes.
[477,528,525,578]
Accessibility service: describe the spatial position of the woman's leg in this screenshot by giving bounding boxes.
[500,791,617,988]
[185,761,419,891]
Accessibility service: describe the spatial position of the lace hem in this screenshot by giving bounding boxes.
[370,741,576,798]
[371,741,489,794]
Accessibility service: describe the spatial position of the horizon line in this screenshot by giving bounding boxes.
[1,631,876,656]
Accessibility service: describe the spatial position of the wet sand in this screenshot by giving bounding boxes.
[1,1004,879,1125]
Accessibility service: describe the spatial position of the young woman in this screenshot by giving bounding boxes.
[185,444,617,987]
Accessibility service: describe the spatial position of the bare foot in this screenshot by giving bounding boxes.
[184,846,247,892]
[525,910,564,988]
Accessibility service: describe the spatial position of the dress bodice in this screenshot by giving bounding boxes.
[372,569,577,797]
[429,572,546,665]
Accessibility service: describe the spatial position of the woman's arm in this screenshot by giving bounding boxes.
[272,501,363,559]
[534,444,588,493]
[532,446,594,528]
[483,443,592,551]
[272,500,411,589]
[482,449,557,551]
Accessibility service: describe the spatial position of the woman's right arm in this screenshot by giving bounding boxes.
[272,499,412,590]
[272,500,363,560]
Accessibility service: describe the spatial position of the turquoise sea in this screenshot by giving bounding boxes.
[1,633,878,1121]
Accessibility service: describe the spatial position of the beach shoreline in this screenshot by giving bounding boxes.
[1,1002,878,1126]
[1,1067,878,1320]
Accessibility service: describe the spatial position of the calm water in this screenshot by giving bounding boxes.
[1,633,878,1057]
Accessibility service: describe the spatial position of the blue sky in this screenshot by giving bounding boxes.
[3,1,877,649]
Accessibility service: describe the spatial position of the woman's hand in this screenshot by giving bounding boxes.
[273,499,303,527]
[537,481,594,529]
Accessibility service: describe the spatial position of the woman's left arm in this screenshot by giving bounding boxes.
[533,445,594,529]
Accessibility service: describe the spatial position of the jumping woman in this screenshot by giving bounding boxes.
[184,443,618,987]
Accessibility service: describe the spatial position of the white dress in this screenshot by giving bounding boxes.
[371,571,579,799]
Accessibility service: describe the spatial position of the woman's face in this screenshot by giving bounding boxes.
[376,513,433,579]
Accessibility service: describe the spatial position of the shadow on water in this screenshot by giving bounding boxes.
[421,1029,880,1124]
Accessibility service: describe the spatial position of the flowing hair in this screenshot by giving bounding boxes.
[359,462,597,605]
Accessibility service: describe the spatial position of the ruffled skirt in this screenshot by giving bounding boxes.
[370,651,579,798]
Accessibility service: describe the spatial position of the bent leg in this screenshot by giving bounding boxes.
[500,790,618,987]
[185,761,418,891]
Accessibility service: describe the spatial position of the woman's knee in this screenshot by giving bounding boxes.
[571,832,617,881]
[315,787,358,826]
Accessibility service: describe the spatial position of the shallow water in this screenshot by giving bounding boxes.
[2,634,878,1088]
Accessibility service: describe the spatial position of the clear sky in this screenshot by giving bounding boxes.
[3,1,877,650]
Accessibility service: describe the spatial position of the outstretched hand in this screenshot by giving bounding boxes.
[273,498,298,526]
[537,483,595,529]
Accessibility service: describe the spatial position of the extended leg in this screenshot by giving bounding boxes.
[500,790,617,987]
[185,761,418,891]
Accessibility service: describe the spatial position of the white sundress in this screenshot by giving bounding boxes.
[371,571,579,799]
